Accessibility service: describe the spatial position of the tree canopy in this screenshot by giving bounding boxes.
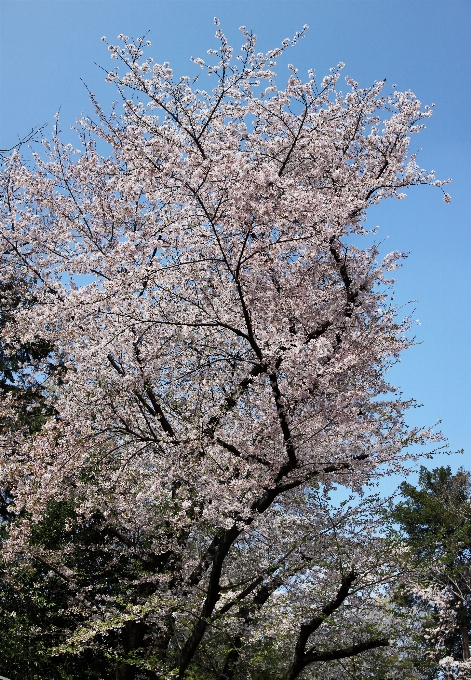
[0,23,451,680]
[392,467,471,678]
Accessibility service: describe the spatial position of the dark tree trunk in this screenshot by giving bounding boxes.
[114,620,146,680]
[460,624,470,661]
[220,636,242,680]
[457,602,470,661]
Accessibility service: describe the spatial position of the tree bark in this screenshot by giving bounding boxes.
[457,601,470,661]
[114,620,146,680]
[460,624,470,661]
[284,638,389,680]
[220,636,242,680]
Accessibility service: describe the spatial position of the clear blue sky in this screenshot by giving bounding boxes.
[1,0,470,490]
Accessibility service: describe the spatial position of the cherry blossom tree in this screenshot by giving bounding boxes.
[0,22,448,679]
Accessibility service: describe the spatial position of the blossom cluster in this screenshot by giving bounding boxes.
[0,25,449,678]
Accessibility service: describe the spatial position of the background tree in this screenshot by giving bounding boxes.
[0,196,106,678]
[391,466,471,678]
[0,23,448,680]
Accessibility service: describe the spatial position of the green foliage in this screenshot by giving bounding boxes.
[0,281,81,678]
[392,466,471,566]
[0,555,112,679]
[0,497,164,678]
[0,279,58,434]
[391,466,471,672]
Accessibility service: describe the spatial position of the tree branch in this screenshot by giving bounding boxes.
[283,570,357,680]
[178,526,241,678]
[305,637,389,664]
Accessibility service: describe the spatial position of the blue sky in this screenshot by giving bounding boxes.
[1,0,470,490]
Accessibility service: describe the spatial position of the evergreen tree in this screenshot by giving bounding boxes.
[392,466,471,675]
